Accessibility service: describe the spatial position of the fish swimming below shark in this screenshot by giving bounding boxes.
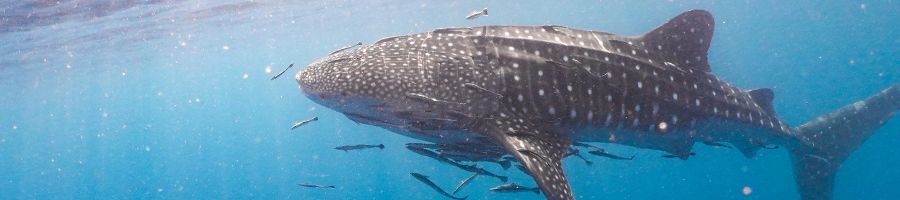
[293,9,900,200]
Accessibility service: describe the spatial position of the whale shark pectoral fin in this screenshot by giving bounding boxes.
[475,113,574,200]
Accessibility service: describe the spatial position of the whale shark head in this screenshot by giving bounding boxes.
[296,46,399,115]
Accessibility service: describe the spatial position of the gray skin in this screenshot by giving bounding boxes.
[296,9,900,200]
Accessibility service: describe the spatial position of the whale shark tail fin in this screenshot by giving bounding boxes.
[789,84,900,200]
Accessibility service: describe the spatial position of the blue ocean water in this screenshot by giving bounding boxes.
[1,1,898,199]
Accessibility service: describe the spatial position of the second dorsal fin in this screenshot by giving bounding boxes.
[637,10,715,73]
[748,88,776,115]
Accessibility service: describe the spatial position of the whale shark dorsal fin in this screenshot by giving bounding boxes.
[475,112,574,200]
[748,88,776,115]
[638,9,715,73]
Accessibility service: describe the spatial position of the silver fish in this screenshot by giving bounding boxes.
[291,117,319,130]
[270,63,294,80]
[465,8,488,20]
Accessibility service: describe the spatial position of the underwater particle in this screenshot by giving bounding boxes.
[879,72,885,77]
[242,73,249,79]
[157,188,163,193]
[65,63,71,69]
[222,45,230,51]
[657,122,668,131]
[11,125,16,130]
[179,41,187,47]
[145,146,151,152]
[860,4,866,10]
[742,186,752,196]
[157,91,165,96]
[195,98,200,103]
[849,59,855,65]
[265,65,272,74]
[102,112,108,118]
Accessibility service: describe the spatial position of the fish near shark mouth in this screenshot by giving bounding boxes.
[295,9,900,200]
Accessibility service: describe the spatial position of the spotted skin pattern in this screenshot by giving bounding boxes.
[296,10,900,200]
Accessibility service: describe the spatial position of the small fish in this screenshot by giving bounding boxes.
[334,144,385,152]
[587,149,635,160]
[465,8,488,20]
[406,142,445,150]
[291,117,319,130]
[406,145,507,182]
[406,145,460,166]
[565,148,593,165]
[462,83,503,98]
[489,183,541,194]
[662,152,696,160]
[297,183,335,189]
[328,42,363,55]
[702,141,733,149]
[270,63,294,80]
[572,142,602,149]
[455,163,508,182]
[406,93,463,105]
[410,173,468,200]
[451,172,479,194]
[439,149,511,169]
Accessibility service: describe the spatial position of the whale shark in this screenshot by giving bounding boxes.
[294,10,899,200]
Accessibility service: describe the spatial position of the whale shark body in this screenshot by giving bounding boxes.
[295,10,899,200]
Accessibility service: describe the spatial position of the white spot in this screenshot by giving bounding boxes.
[539,89,545,96]
[742,186,753,196]
[518,94,524,102]
[658,122,668,131]
[637,81,643,89]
